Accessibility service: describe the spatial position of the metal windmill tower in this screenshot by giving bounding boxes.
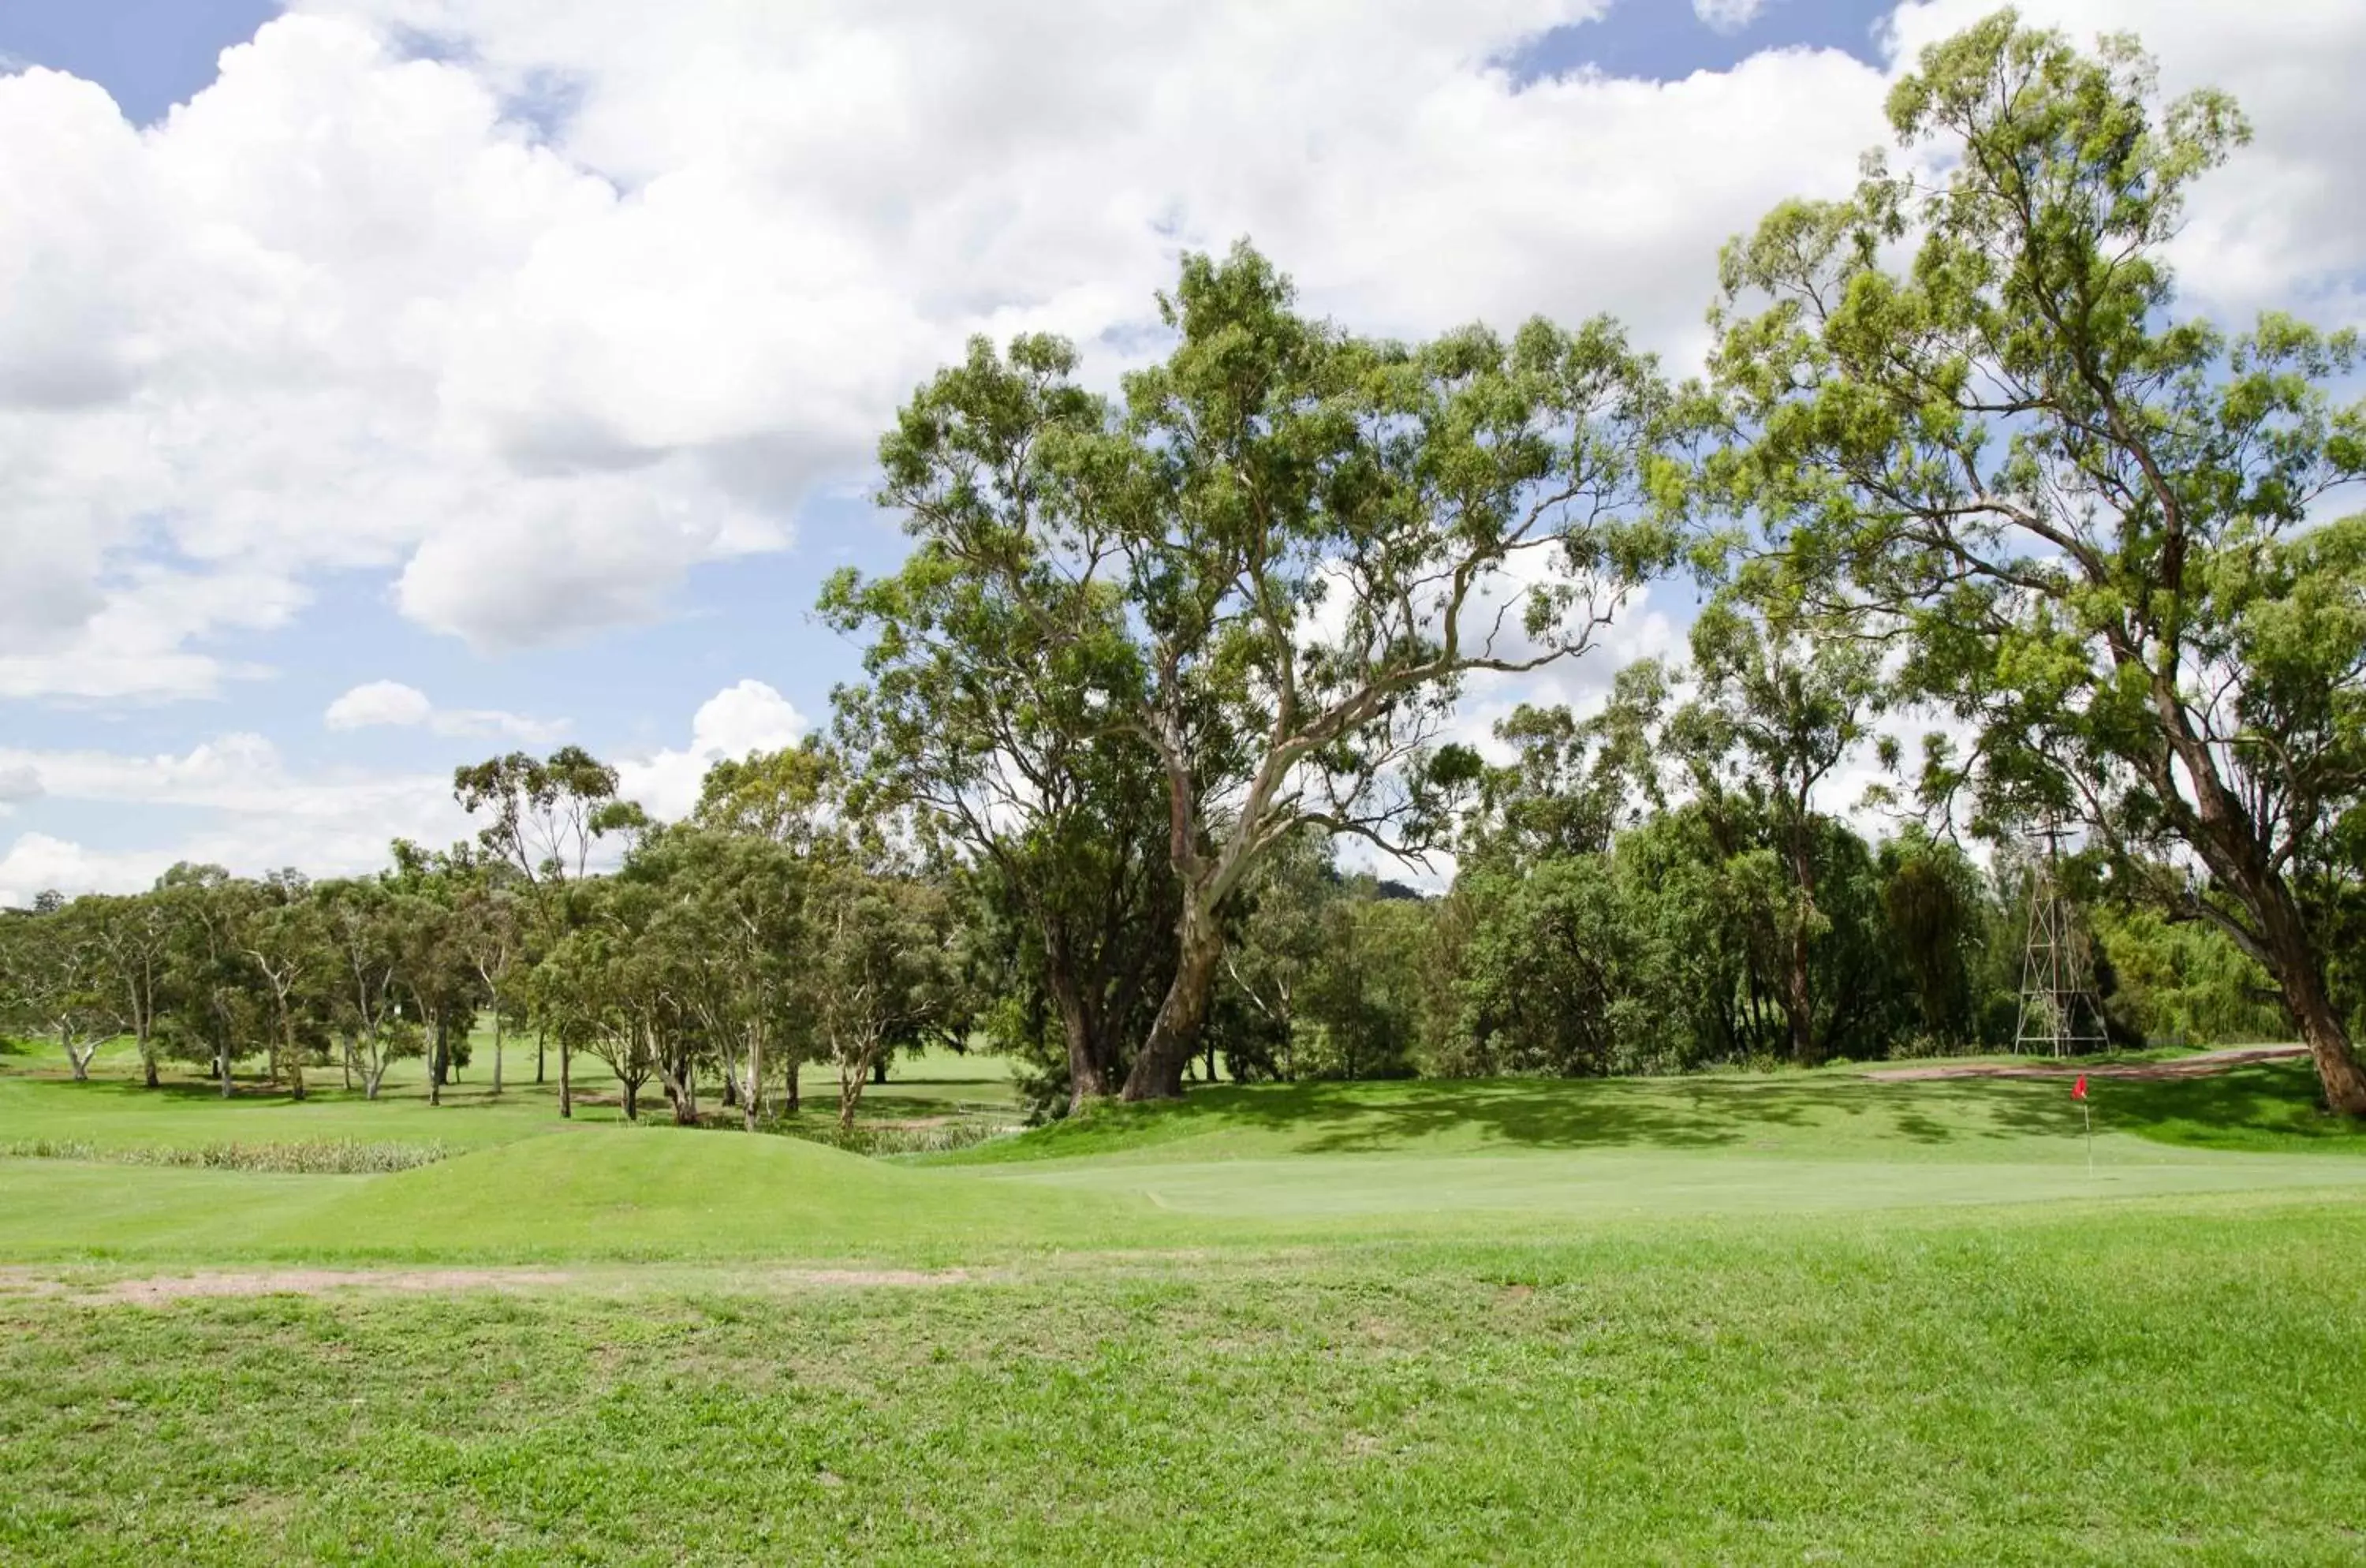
[2013,824,2107,1057]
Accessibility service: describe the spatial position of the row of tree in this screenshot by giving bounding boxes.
[0,746,961,1131]
[6,16,2364,1116]
[0,710,2287,1120]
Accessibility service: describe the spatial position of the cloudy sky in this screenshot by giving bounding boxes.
[2,0,2361,904]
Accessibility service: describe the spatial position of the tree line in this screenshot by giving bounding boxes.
[6,15,2365,1116]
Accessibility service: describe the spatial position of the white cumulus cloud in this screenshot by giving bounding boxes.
[616,679,808,821]
[0,734,471,906]
[323,678,566,741]
[325,680,435,730]
[0,833,162,908]
[0,0,2354,749]
[1884,0,2366,327]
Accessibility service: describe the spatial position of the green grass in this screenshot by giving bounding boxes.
[6,1058,2363,1264]
[0,1037,1017,1156]
[5,1043,2366,1561]
[6,1206,2364,1563]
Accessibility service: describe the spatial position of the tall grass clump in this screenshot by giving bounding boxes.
[774,1119,1020,1158]
[0,1139,454,1174]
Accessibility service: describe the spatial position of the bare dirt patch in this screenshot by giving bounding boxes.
[1864,1043,2307,1083]
[0,1264,977,1306]
[83,1269,574,1305]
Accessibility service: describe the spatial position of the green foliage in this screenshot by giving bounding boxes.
[1291,894,1431,1081]
[2092,906,2289,1047]
[10,16,2360,1122]
[1451,856,1659,1075]
[451,745,623,886]
[834,242,1681,1102]
[1878,827,1995,1048]
[1706,11,2366,1107]
[821,330,1180,1111]
[0,897,118,1079]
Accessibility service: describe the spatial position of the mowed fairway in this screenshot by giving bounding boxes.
[5,1043,2366,1562]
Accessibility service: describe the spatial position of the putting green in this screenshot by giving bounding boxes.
[980,1142,2366,1226]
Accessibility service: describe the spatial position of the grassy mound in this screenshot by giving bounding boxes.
[272,1128,1140,1263]
[0,1126,1143,1265]
[0,1071,559,1154]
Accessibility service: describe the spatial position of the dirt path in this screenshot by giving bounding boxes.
[0,1264,976,1305]
[1864,1043,2307,1083]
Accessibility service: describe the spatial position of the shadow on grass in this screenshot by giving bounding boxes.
[2089,1061,2366,1153]
[1212,1078,1800,1154]
[19,1049,2359,1164]
[972,1056,2364,1163]
[1246,1076,2103,1155]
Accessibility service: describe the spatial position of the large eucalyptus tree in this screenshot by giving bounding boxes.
[1706,14,2366,1113]
[837,244,1677,1100]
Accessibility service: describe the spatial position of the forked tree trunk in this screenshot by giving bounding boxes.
[139,1026,159,1090]
[836,1031,884,1132]
[1122,905,1226,1102]
[662,1051,700,1126]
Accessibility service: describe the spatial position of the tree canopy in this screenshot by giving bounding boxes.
[1703,12,2366,1111]
[6,13,2361,1122]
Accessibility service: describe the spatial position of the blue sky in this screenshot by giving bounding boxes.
[1,0,2360,902]
[0,0,278,124]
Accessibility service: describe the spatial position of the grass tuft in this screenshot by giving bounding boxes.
[775,1118,1021,1158]
[0,1137,455,1174]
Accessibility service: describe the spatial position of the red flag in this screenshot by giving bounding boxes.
[2072,1074,2088,1101]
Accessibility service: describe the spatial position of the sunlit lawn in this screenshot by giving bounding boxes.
[4,1036,2365,1562]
